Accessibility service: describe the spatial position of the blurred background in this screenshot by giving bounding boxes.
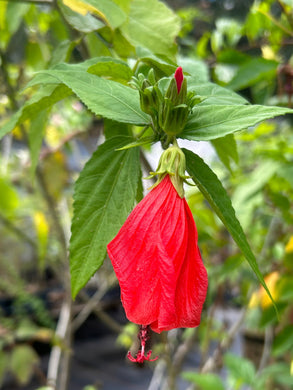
[0,0,293,389]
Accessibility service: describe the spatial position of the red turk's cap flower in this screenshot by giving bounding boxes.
[107,175,208,335]
[174,66,184,93]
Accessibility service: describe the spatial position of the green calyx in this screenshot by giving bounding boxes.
[148,144,190,198]
[131,68,197,143]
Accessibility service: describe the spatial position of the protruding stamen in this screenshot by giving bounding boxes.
[127,325,158,364]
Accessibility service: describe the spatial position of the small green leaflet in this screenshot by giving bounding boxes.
[70,136,141,298]
[181,104,293,141]
[184,149,276,310]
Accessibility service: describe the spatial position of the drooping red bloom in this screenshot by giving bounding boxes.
[107,175,208,336]
[174,66,184,93]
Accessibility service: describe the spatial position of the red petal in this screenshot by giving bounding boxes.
[174,67,184,93]
[107,176,208,333]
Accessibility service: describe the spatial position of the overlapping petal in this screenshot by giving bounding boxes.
[107,175,208,333]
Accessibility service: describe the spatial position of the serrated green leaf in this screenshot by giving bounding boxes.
[182,372,225,390]
[70,136,141,298]
[87,57,132,82]
[181,105,293,141]
[184,149,276,310]
[34,68,150,125]
[121,0,180,57]
[187,80,248,105]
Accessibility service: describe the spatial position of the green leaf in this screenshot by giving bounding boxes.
[227,58,278,91]
[136,47,177,77]
[9,345,39,385]
[87,57,133,82]
[211,134,238,172]
[0,178,19,216]
[103,119,131,139]
[0,84,72,140]
[273,325,293,357]
[182,372,225,390]
[183,149,276,309]
[0,350,7,386]
[34,68,150,125]
[181,105,293,141]
[232,160,280,229]
[57,0,104,33]
[121,0,180,57]
[28,110,48,174]
[187,80,248,105]
[83,0,126,29]
[70,136,141,298]
[179,57,209,83]
[224,353,256,385]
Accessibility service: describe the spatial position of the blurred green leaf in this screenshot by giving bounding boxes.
[211,134,238,172]
[57,0,104,32]
[181,105,293,141]
[9,345,39,385]
[0,84,72,140]
[28,110,48,174]
[184,149,276,308]
[182,372,225,390]
[232,160,280,228]
[0,178,19,216]
[227,58,278,91]
[256,362,293,389]
[273,325,293,357]
[70,136,141,298]
[81,0,126,29]
[224,353,256,386]
[0,350,7,387]
[120,0,180,57]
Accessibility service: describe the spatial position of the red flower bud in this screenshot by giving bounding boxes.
[174,66,184,93]
[107,175,208,335]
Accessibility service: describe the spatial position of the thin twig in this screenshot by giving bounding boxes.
[200,307,247,374]
[258,326,274,373]
[47,296,72,390]
[76,289,123,334]
[71,282,108,332]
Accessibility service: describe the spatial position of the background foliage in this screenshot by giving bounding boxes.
[0,0,293,389]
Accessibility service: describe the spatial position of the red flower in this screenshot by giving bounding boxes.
[174,66,184,93]
[107,175,208,335]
